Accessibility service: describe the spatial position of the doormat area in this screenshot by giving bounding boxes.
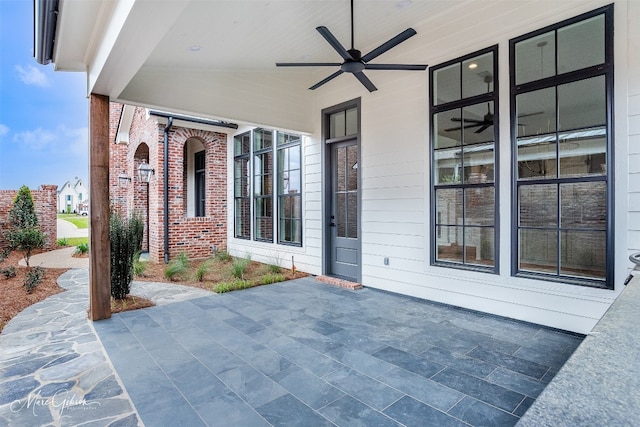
[316,275,363,290]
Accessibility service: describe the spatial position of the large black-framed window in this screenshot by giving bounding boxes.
[510,5,613,288]
[194,150,205,217]
[430,46,498,271]
[277,132,302,245]
[233,132,251,239]
[254,128,274,242]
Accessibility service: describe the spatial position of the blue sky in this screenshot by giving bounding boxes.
[0,0,88,190]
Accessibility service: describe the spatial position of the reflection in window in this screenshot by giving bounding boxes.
[234,132,251,238]
[511,5,612,287]
[277,132,302,245]
[431,46,497,270]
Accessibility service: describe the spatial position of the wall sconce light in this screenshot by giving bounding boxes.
[138,161,155,183]
[118,172,131,187]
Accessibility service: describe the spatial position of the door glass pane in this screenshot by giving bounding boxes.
[516,87,556,137]
[463,144,494,184]
[435,188,463,225]
[433,63,460,105]
[336,193,346,237]
[517,140,557,180]
[515,31,555,85]
[560,182,606,229]
[558,76,605,131]
[560,230,606,279]
[347,192,358,238]
[347,145,358,191]
[436,226,463,263]
[462,53,493,99]
[519,229,557,274]
[558,15,605,74]
[346,107,358,135]
[330,111,345,138]
[336,146,346,191]
[434,109,462,149]
[465,187,494,226]
[434,148,462,184]
[519,184,558,227]
[465,227,494,267]
[462,102,494,144]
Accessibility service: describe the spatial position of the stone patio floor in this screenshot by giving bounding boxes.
[0,268,583,426]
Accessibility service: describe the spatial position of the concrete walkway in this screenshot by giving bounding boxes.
[57,218,88,239]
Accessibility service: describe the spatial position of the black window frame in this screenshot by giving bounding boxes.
[277,132,303,246]
[509,5,614,289]
[194,150,205,217]
[233,131,251,239]
[429,45,499,273]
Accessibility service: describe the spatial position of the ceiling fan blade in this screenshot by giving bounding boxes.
[353,71,377,92]
[309,70,344,90]
[451,117,483,123]
[276,62,342,67]
[445,123,487,132]
[361,28,417,63]
[316,26,353,61]
[475,124,492,133]
[365,64,427,71]
[517,111,544,118]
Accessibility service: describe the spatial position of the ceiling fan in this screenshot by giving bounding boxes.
[276,0,427,92]
[445,75,543,133]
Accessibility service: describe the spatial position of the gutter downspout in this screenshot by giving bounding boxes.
[163,117,173,264]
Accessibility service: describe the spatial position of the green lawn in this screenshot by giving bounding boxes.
[64,237,89,246]
[57,214,88,229]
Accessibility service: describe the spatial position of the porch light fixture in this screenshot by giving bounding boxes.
[138,161,155,183]
[118,172,131,187]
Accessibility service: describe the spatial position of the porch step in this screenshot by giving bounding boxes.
[315,275,363,290]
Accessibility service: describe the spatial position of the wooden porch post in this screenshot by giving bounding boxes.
[89,93,111,320]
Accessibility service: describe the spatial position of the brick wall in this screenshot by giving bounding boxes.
[0,185,58,251]
[109,103,228,263]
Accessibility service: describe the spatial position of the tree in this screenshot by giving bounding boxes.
[4,186,47,266]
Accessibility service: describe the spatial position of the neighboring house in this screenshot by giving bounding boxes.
[35,0,640,335]
[57,178,88,213]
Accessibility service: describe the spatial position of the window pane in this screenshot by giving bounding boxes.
[435,188,463,225]
[235,199,250,238]
[330,111,345,138]
[347,145,358,191]
[465,187,494,226]
[558,15,605,74]
[433,63,460,105]
[465,227,495,267]
[254,128,273,151]
[434,110,462,149]
[558,76,605,131]
[277,132,300,146]
[463,144,494,184]
[519,184,558,227]
[559,133,606,179]
[462,53,493,99]
[234,159,249,196]
[560,182,606,229]
[255,197,273,240]
[279,195,301,245]
[560,230,606,279]
[462,102,494,145]
[436,226,463,263]
[346,107,358,135]
[516,87,556,137]
[234,132,250,155]
[519,229,557,274]
[336,146,346,191]
[517,141,557,180]
[515,31,555,85]
[347,192,358,238]
[434,148,462,184]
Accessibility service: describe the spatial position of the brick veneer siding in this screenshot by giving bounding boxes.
[109,103,228,263]
[0,185,58,251]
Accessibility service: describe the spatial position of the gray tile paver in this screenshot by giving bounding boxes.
[0,268,582,426]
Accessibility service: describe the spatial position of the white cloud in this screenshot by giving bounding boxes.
[0,124,8,137]
[13,126,88,156]
[15,64,50,87]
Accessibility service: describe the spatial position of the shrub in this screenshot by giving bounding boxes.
[261,273,286,285]
[215,250,231,262]
[213,279,252,293]
[230,255,251,279]
[267,263,282,274]
[0,266,17,279]
[133,252,147,277]
[24,267,45,293]
[164,252,189,281]
[57,238,68,247]
[75,242,89,255]
[4,186,47,267]
[195,259,213,282]
[110,211,144,300]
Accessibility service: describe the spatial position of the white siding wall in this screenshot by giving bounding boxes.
[227,0,635,334]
